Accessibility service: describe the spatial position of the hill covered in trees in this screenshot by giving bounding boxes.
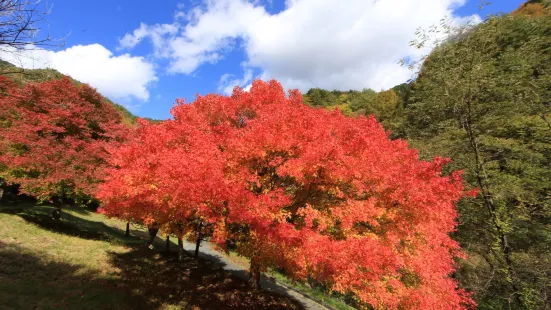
[304,3,551,308]
[404,6,551,309]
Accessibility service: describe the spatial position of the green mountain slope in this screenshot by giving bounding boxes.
[401,9,551,309]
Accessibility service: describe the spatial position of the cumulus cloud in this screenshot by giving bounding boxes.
[0,44,157,101]
[119,23,178,57]
[218,69,254,95]
[119,0,479,92]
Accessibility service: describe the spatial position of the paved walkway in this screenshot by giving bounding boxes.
[180,240,330,310]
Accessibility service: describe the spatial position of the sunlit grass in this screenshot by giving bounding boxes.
[0,203,135,309]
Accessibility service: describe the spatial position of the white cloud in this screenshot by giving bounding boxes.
[119,23,178,58]
[119,0,479,92]
[0,44,157,102]
[218,69,254,95]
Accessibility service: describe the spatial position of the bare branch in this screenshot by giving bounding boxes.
[0,0,65,73]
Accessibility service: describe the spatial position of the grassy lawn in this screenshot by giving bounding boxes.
[0,202,302,309]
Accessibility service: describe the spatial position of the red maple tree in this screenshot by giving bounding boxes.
[98,79,475,308]
[0,77,129,216]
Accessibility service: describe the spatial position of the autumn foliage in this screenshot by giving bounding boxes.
[0,77,128,204]
[97,80,474,308]
[96,116,231,244]
[513,1,551,16]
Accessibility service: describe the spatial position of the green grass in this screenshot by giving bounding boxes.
[0,202,302,309]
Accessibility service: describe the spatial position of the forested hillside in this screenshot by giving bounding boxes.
[303,84,409,127]
[303,2,551,308]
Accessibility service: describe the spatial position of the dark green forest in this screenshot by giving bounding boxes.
[303,2,551,308]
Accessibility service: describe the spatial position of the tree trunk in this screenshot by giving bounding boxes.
[460,86,525,308]
[51,197,64,220]
[248,255,261,290]
[147,222,159,248]
[52,205,62,220]
[194,235,201,258]
[0,178,5,201]
[166,235,170,252]
[194,221,203,258]
[125,222,130,236]
[178,237,184,261]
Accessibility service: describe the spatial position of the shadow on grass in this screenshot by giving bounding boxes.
[0,241,303,310]
[139,231,314,308]
[0,241,130,309]
[0,203,143,246]
[191,248,303,302]
[110,248,303,309]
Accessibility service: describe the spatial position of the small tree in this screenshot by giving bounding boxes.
[366,88,400,121]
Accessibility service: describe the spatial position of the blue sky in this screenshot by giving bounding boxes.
[2,0,525,120]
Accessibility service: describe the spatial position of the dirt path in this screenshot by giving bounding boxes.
[180,240,330,310]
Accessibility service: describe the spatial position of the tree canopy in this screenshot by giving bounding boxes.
[0,77,129,204]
